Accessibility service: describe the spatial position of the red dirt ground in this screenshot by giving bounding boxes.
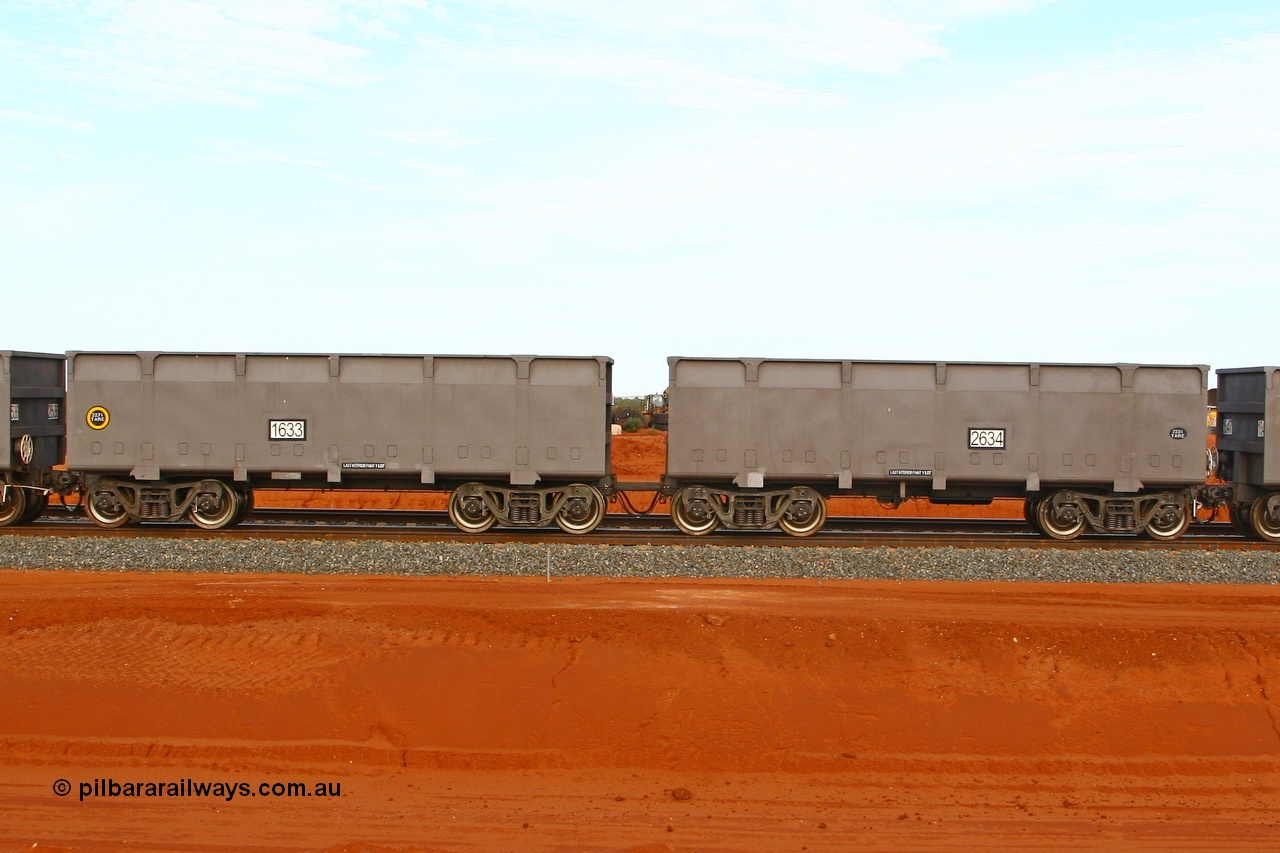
[1,570,1277,851]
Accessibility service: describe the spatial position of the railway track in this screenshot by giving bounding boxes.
[4,508,1271,551]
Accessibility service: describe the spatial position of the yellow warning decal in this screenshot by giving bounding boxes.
[86,406,110,430]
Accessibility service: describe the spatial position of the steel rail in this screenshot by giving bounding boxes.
[4,511,1271,551]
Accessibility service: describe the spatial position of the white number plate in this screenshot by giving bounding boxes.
[269,419,307,441]
[968,428,1005,450]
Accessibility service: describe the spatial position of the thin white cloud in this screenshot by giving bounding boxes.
[435,37,850,109]
[373,129,493,146]
[350,25,1280,293]
[409,0,952,108]
[0,109,95,131]
[0,184,125,240]
[6,0,380,107]
[4,1,1276,385]
[894,0,1054,19]
[397,158,471,179]
[204,142,399,190]
[2,0,1041,113]
[205,143,331,168]
[443,0,947,73]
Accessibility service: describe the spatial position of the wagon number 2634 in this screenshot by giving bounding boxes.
[968,428,1006,449]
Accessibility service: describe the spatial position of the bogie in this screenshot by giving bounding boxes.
[448,485,497,534]
[1034,492,1086,541]
[0,485,27,527]
[1248,495,1280,543]
[554,485,607,535]
[1141,499,1192,541]
[86,485,131,528]
[778,487,827,537]
[18,491,49,524]
[188,481,240,531]
[671,487,719,536]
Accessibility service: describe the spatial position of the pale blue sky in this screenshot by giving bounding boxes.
[3,1,1278,393]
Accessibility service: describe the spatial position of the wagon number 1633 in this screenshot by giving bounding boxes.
[968,428,1006,449]
[269,419,307,441]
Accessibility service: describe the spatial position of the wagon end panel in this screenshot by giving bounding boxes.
[3,351,67,475]
[1216,367,1278,489]
[526,356,612,481]
[1128,365,1209,488]
[666,358,753,483]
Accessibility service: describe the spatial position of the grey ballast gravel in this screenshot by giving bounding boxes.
[2,536,1279,584]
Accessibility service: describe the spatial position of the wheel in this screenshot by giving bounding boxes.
[187,480,240,530]
[1248,496,1280,543]
[555,485,606,535]
[778,487,827,537]
[17,491,49,524]
[0,485,27,527]
[1023,496,1043,534]
[448,485,496,533]
[86,486,131,528]
[1142,500,1191,541]
[1231,503,1260,539]
[671,487,719,536]
[1034,491,1086,540]
[230,488,255,526]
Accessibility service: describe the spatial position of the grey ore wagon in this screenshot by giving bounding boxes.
[665,357,1209,539]
[1215,366,1280,541]
[66,352,613,533]
[1,352,67,526]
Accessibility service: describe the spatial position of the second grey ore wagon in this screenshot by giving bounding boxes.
[66,352,614,533]
[665,357,1210,539]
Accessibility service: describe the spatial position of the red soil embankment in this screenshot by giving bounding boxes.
[1,571,1277,851]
